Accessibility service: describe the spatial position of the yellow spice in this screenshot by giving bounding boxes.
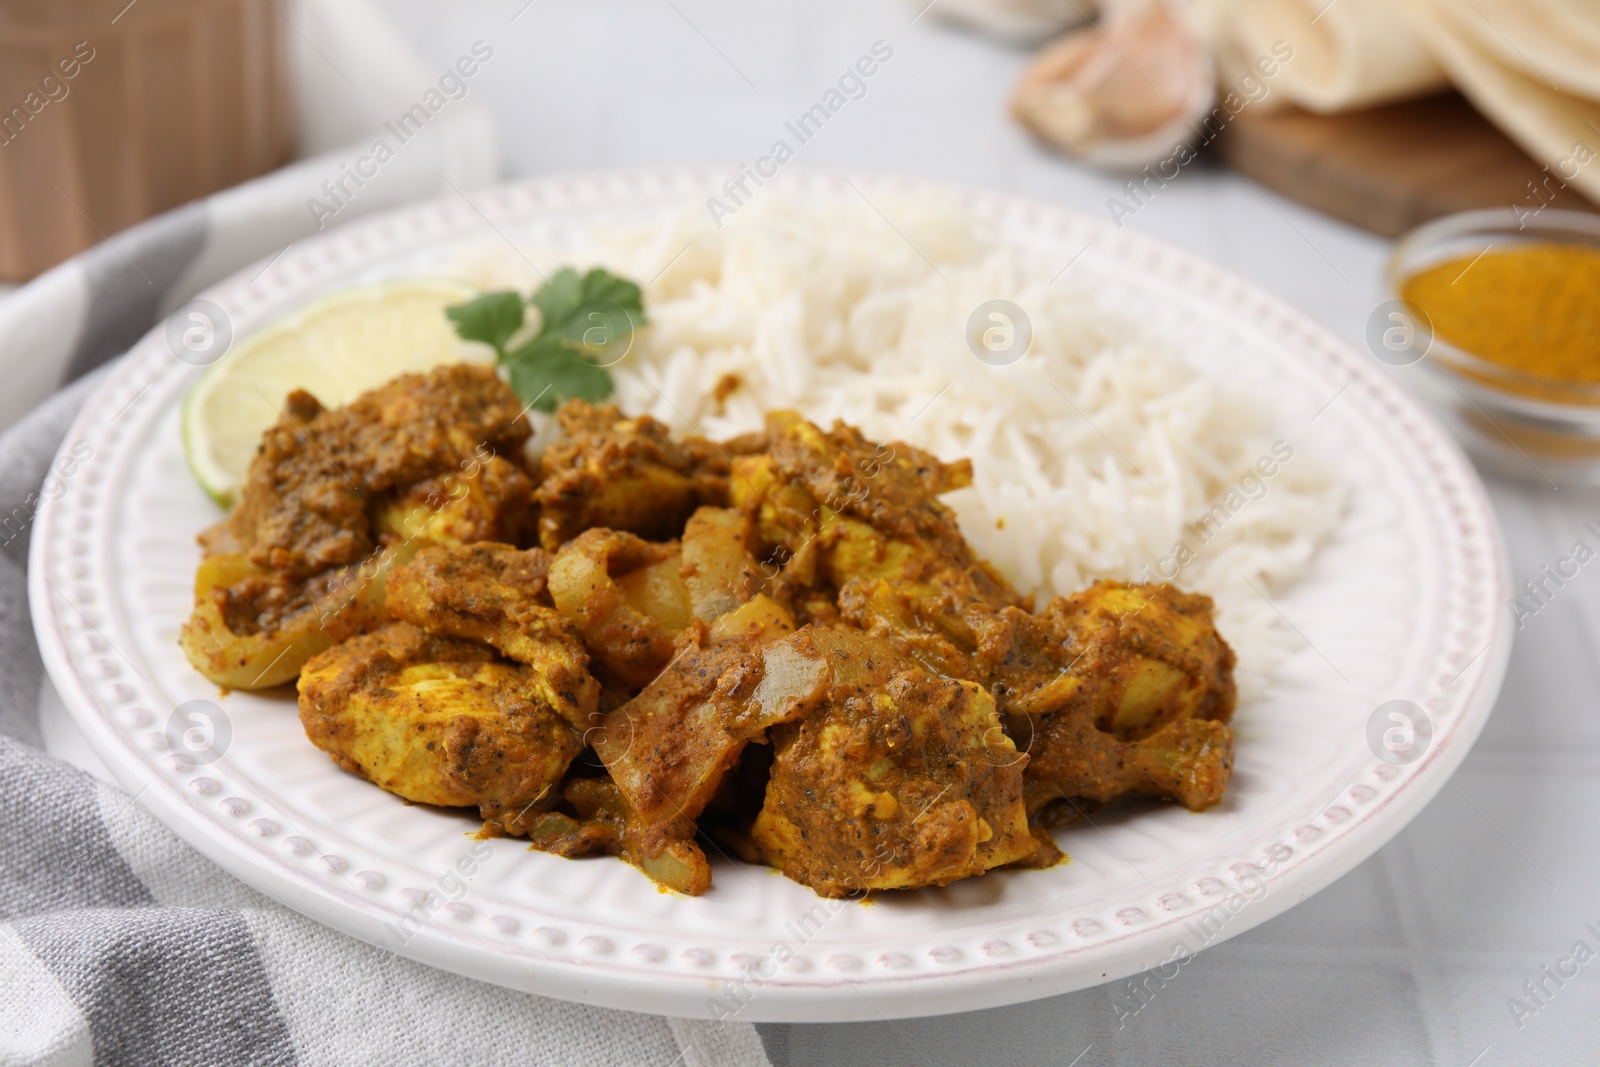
[1400,243,1600,384]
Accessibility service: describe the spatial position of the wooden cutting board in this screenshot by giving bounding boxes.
[1214,92,1599,238]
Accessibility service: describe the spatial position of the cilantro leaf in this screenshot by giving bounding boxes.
[527,268,586,338]
[576,269,644,324]
[558,302,637,365]
[530,268,645,349]
[446,267,646,412]
[561,272,644,364]
[503,336,614,413]
[445,291,524,350]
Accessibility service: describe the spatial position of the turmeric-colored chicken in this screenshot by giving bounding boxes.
[384,543,599,731]
[986,582,1237,818]
[190,370,1246,899]
[298,622,583,830]
[728,409,1236,818]
[750,628,1038,897]
[534,400,742,549]
[181,365,535,688]
[731,411,1022,624]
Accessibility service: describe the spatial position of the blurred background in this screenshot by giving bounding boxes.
[3,0,1595,315]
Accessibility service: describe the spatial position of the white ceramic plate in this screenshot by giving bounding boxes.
[30,169,1511,1022]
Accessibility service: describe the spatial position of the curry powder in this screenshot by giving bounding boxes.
[1400,243,1600,384]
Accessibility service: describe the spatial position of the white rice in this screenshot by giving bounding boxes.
[456,194,1346,698]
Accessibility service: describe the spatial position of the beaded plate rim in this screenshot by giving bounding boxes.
[30,167,1511,1022]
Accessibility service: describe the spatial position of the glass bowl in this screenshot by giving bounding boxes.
[1385,207,1600,486]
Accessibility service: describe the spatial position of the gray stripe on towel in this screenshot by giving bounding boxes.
[0,741,153,918]
[16,907,297,1067]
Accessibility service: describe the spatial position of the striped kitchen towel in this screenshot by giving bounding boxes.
[0,152,771,1067]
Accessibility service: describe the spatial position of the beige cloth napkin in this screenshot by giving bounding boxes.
[1396,0,1600,204]
[1201,0,1600,200]
[1203,0,1448,112]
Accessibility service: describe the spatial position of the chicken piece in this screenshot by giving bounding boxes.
[183,453,538,691]
[992,582,1237,813]
[547,529,692,689]
[738,418,1012,669]
[298,622,582,829]
[990,582,1236,731]
[225,365,530,580]
[385,543,599,730]
[759,411,971,545]
[823,576,1237,813]
[534,400,736,549]
[373,454,538,550]
[750,628,1038,897]
[1022,711,1234,815]
[180,365,533,689]
[730,411,1022,623]
[835,581,984,681]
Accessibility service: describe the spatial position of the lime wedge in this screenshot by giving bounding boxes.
[181,278,490,508]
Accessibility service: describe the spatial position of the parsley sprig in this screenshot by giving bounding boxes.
[447,267,645,413]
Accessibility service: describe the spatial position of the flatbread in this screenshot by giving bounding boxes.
[1207,0,1448,112]
[1431,0,1600,102]
[1401,0,1600,204]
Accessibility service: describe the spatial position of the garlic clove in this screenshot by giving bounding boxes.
[1011,1,1215,169]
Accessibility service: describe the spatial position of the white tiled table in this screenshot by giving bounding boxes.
[48,1,1600,1061]
[388,5,1595,1064]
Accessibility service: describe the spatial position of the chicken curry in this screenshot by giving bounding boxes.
[182,364,1237,898]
